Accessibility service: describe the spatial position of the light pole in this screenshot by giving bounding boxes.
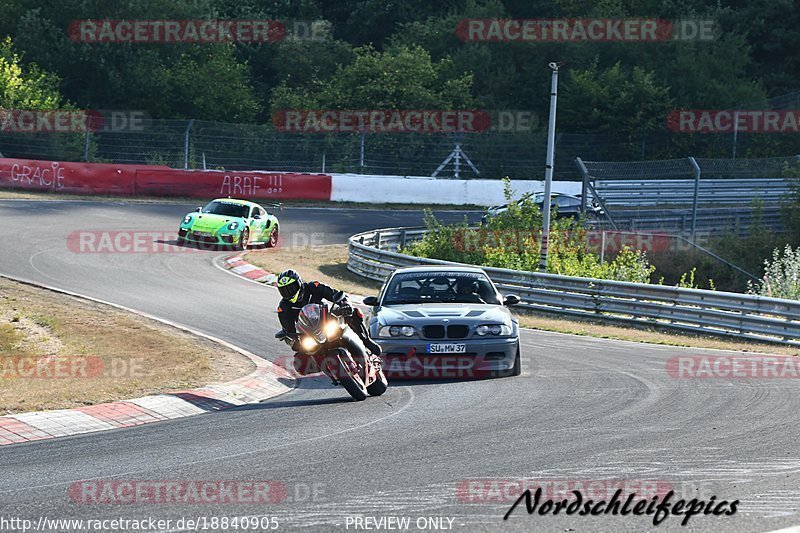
[539,62,559,272]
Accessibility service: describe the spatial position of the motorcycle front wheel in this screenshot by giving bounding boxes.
[333,349,368,401]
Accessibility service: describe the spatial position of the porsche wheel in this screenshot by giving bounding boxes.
[266,228,279,248]
[236,228,250,251]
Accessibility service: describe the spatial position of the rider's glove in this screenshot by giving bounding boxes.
[338,300,353,316]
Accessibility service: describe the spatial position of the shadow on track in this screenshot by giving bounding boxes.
[236,396,353,411]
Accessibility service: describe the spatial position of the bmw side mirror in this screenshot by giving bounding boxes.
[363,296,379,306]
[195,207,202,212]
[503,294,521,306]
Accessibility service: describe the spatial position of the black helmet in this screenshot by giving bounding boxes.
[277,269,303,303]
[456,277,477,294]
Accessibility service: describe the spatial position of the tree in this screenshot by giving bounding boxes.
[0,36,65,109]
[271,44,475,111]
[559,62,673,134]
[6,0,260,121]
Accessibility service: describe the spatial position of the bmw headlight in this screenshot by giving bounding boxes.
[476,324,512,336]
[228,221,239,231]
[378,325,417,338]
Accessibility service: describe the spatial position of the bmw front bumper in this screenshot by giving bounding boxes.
[376,336,518,379]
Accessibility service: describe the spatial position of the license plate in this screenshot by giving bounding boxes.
[427,343,466,354]
[193,231,212,237]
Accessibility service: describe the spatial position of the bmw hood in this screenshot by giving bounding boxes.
[374,303,513,326]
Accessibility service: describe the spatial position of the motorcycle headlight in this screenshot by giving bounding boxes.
[183,215,192,224]
[301,337,317,351]
[228,221,239,231]
[324,320,340,339]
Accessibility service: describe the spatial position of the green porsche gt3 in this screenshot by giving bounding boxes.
[178,198,280,249]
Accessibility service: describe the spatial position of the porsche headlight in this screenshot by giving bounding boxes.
[228,221,239,231]
[301,337,318,351]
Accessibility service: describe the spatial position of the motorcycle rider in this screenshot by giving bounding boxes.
[275,269,381,378]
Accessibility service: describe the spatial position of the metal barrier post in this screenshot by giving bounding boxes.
[600,231,606,264]
[576,157,589,214]
[359,132,365,173]
[688,156,701,242]
[83,127,90,162]
[183,119,195,170]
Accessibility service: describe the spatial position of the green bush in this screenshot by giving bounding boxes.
[405,180,656,283]
[747,245,800,300]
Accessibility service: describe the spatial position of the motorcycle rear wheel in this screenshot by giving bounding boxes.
[366,370,388,396]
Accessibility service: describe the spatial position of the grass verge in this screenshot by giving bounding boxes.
[245,244,798,356]
[0,277,255,414]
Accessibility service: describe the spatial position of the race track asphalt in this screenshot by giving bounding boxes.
[1,199,799,533]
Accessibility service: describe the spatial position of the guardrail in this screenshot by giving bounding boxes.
[595,178,792,207]
[348,227,800,346]
[609,207,785,237]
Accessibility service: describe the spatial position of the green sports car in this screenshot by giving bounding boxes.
[178,198,280,249]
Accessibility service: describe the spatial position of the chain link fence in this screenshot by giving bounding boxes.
[3,116,800,179]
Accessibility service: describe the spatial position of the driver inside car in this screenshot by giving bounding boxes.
[455,277,486,303]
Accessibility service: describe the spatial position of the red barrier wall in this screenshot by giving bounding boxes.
[0,158,167,195]
[0,158,332,200]
[135,168,332,200]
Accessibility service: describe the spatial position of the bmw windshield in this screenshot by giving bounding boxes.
[202,201,249,218]
[382,271,501,305]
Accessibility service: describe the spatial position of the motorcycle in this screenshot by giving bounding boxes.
[275,301,388,401]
